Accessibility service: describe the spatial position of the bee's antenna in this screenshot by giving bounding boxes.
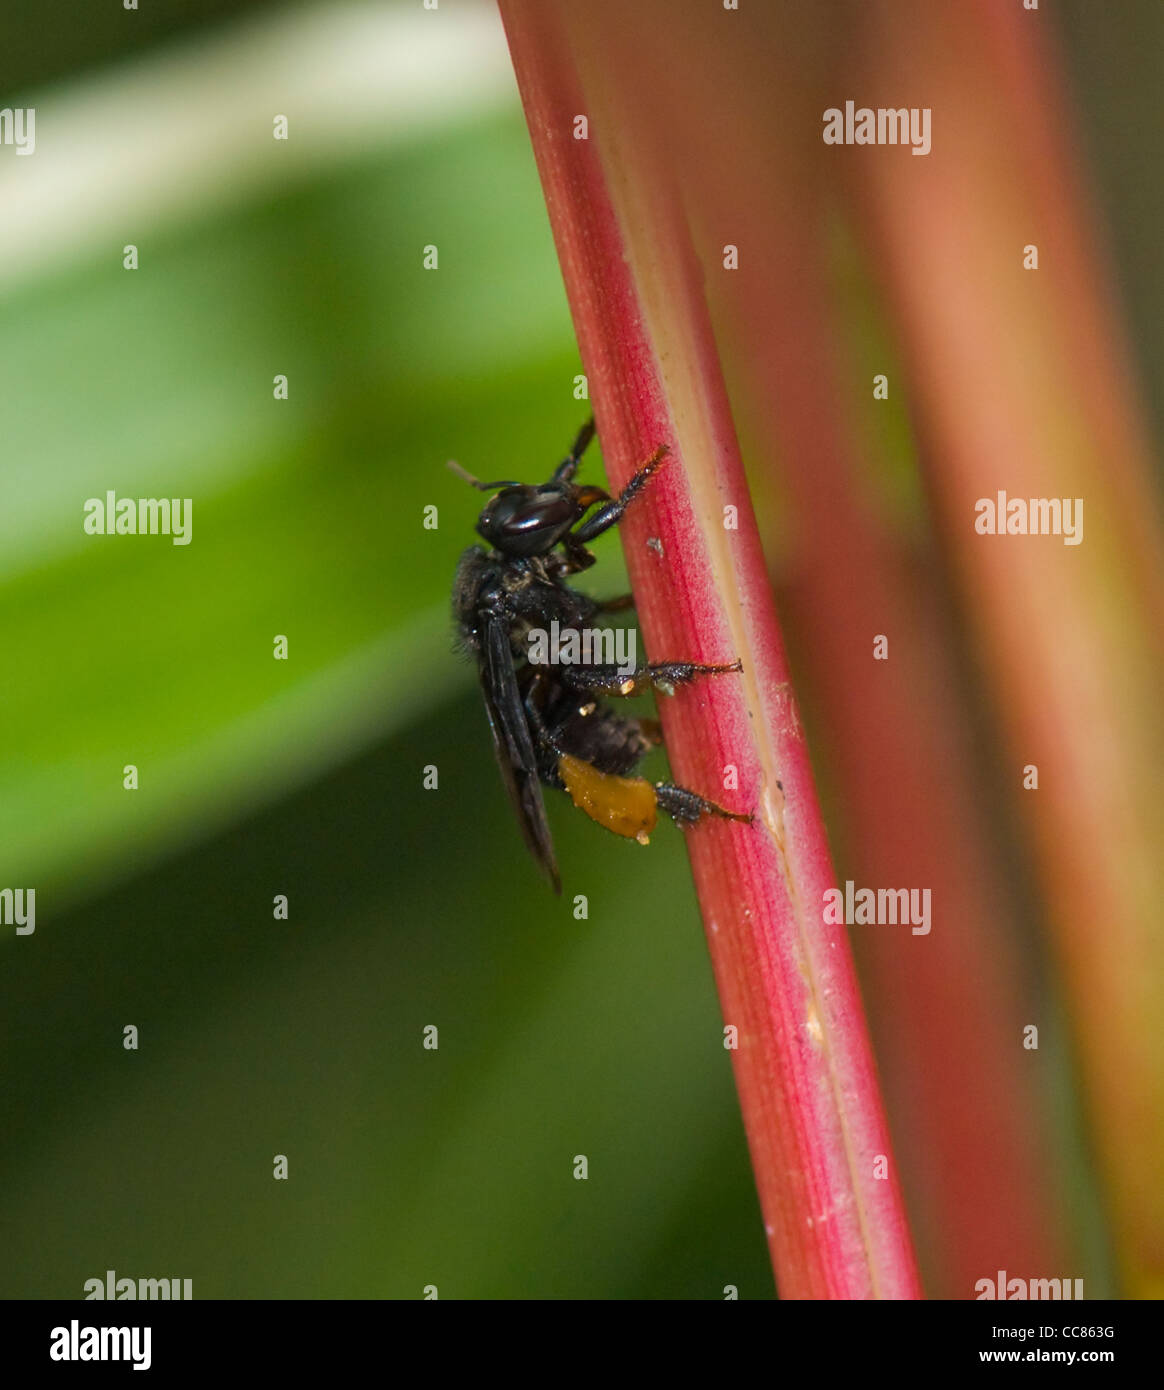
[446,460,486,488]
[447,460,518,491]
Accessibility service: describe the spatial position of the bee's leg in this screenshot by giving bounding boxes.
[633,717,663,746]
[655,784,753,826]
[527,681,660,762]
[594,593,635,613]
[552,756,751,842]
[570,443,670,543]
[554,535,599,575]
[551,416,596,484]
[560,658,742,698]
[522,669,565,759]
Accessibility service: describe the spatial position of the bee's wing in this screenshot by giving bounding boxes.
[478,610,561,894]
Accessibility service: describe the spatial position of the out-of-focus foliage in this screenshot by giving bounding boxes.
[4,0,1160,1302]
[0,6,773,1298]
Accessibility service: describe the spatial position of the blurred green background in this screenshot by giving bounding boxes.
[1,0,1158,1299]
[0,0,771,1298]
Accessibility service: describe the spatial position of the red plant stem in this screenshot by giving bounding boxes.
[849,0,1164,1296]
[713,219,1073,1293]
[657,15,1073,1289]
[499,0,921,1298]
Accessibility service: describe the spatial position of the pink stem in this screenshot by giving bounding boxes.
[499,0,921,1299]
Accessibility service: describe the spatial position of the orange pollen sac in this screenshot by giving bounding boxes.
[558,753,658,844]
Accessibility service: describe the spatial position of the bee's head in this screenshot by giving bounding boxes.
[476,485,578,558]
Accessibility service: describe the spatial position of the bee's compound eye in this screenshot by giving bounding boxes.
[478,486,577,557]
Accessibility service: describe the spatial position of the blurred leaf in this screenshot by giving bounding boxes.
[0,695,773,1299]
[1,115,585,907]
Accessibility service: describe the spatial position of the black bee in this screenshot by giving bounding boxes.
[451,418,751,893]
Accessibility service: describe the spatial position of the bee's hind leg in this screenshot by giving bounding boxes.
[654,783,753,826]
